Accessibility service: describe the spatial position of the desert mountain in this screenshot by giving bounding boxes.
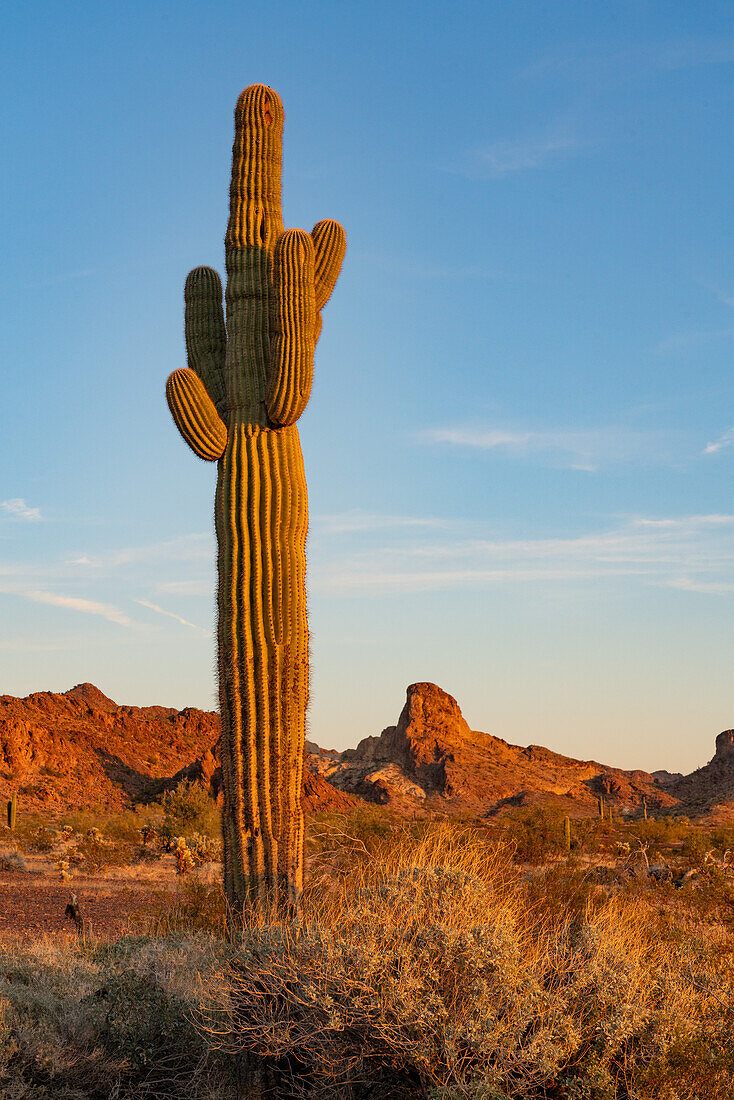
[665,729,734,823]
[0,684,356,815]
[312,682,679,817]
[0,681,729,820]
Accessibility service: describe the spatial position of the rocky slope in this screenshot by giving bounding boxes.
[0,684,357,815]
[0,681,729,821]
[665,729,734,822]
[313,682,679,818]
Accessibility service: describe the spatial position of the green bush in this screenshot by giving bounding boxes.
[158,780,219,842]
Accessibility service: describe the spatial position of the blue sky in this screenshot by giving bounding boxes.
[2,1,733,772]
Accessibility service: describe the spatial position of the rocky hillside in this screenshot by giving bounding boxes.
[0,684,356,815]
[311,682,680,818]
[0,681,730,820]
[665,729,734,823]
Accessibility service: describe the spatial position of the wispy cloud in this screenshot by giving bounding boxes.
[1,499,42,522]
[457,124,577,180]
[26,590,131,626]
[523,40,734,84]
[422,424,670,469]
[315,511,448,535]
[710,286,734,308]
[480,128,576,178]
[313,513,734,595]
[703,428,734,455]
[665,576,734,595]
[69,534,213,570]
[135,599,211,636]
[157,580,213,597]
[655,329,734,355]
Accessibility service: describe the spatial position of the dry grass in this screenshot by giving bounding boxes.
[0,816,732,1098]
[202,821,734,1099]
[0,933,234,1098]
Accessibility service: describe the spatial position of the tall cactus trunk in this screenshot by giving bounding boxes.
[217,423,307,912]
[166,85,345,920]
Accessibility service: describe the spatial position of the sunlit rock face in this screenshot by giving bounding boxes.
[1,681,731,823]
[715,730,734,758]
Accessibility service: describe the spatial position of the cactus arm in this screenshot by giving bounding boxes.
[184,267,227,417]
[311,220,346,312]
[166,367,228,461]
[265,228,317,426]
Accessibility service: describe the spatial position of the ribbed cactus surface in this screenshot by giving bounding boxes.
[166,85,345,915]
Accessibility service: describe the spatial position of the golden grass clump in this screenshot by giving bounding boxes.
[201,820,734,1100]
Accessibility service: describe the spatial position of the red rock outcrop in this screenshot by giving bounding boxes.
[666,730,734,822]
[0,681,728,822]
[0,684,360,816]
[335,683,678,817]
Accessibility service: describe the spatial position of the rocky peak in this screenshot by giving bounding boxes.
[715,730,734,758]
[65,683,118,713]
[346,682,472,792]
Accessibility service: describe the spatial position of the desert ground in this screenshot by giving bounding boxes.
[1,683,733,1098]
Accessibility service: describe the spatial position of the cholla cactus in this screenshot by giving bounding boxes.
[56,857,72,882]
[166,85,345,916]
[188,832,222,865]
[174,837,196,875]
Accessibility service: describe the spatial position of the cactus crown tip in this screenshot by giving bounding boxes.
[235,84,284,129]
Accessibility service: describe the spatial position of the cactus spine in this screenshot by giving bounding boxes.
[166,86,345,917]
[7,793,17,831]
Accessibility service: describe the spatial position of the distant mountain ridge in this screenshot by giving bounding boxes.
[0,682,731,821]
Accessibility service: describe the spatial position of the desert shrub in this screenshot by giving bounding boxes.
[0,935,234,1098]
[103,809,153,844]
[26,825,55,853]
[307,806,398,869]
[0,851,26,872]
[680,829,712,866]
[159,780,219,842]
[202,824,734,1100]
[64,832,135,874]
[132,880,228,938]
[140,821,159,846]
[505,806,568,864]
[632,816,690,849]
[188,832,222,864]
[709,827,734,858]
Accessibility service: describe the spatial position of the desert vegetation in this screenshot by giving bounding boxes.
[1,806,732,1098]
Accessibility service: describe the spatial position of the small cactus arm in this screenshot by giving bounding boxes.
[166,85,345,917]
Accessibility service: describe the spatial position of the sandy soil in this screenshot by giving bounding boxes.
[0,868,175,941]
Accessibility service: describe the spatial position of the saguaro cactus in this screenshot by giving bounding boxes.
[166,85,345,916]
